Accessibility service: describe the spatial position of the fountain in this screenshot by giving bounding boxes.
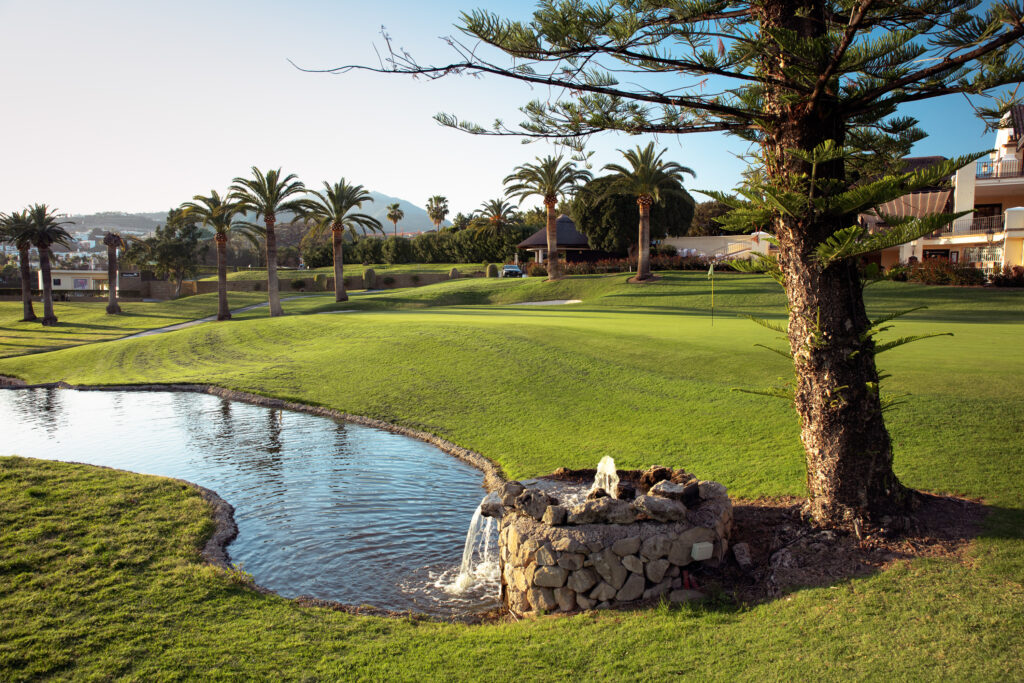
[592,455,620,498]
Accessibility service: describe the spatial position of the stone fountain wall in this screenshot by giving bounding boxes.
[484,468,732,616]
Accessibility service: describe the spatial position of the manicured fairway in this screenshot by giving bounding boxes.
[1,272,1022,680]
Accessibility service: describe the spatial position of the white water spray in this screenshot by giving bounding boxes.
[444,498,500,594]
[592,455,620,498]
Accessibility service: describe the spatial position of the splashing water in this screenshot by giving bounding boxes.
[442,497,500,594]
[592,455,620,498]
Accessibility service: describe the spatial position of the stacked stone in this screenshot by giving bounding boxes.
[490,468,733,616]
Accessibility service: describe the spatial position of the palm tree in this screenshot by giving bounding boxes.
[229,167,307,317]
[474,198,518,235]
[504,155,591,280]
[182,191,259,320]
[426,195,449,230]
[386,202,405,237]
[604,143,695,281]
[0,211,37,322]
[300,179,382,302]
[22,204,73,326]
[101,232,124,314]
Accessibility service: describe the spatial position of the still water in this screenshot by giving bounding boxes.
[0,388,497,617]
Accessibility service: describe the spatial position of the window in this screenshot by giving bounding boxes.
[52,278,61,286]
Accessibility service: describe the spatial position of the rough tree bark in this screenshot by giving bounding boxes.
[215,233,231,321]
[18,244,37,322]
[332,224,348,303]
[264,213,284,317]
[37,244,57,326]
[544,196,561,280]
[636,196,653,281]
[761,1,913,527]
[104,234,121,314]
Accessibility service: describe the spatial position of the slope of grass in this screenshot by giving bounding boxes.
[206,263,488,281]
[1,272,1022,679]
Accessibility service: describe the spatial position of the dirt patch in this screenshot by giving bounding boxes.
[694,492,987,603]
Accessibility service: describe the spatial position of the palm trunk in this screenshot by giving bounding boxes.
[332,225,348,302]
[18,244,37,322]
[636,197,652,280]
[106,243,121,314]
[216,234,231,320]
[761,1,911,527]
[38,244,57,326]
[265,214,284,316]
[544,197,561,280]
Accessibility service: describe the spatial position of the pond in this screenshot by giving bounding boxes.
[0,388,498,617]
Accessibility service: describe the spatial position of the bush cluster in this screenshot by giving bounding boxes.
[560,254,716,275]
[302,227,532,268]
[896,260,987,286]
[990,265,1024,287]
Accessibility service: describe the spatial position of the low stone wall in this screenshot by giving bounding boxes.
[488,468,732,615]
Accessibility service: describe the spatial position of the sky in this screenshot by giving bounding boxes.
[0,0,1009,217]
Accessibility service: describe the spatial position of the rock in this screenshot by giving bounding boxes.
[690,541,714,562]
[698,480,727,500]
[678,526,717,547]
[567,567,599,593]
[632,495,687,522]
[682,481,701,507]
[554,587,577,612]
[646,558,670,584]
[670,469,696,485]
[533,565,569,588]
[667,565,681,578]
[611,536,641,556]
[589,581,617,602]
[575,594,597,610]
[500,481,525,507]
[557,552,585,571]
[508,588,530,614]
[518,538,541,565]
[596,601,611,610]
[516,489,555,521]
[535,544,557,566]
[587,541,604,553]
[640,534,671,559]
[568,498,638,525]
[541,505,568,526]
[505,526,522,561]
[592,549,628,590]
[771,547,795,569]
[552,537,587,553]
[615,482,637,500]
[615,573,646,602]
[643,580,672,601]
[587,487,609,500]
[529,586,557,611]
[668,527,716,565]
[669,589,704,603]
[480,491,504,518]
[621,554,644,575]
[639,466,673,489]
[649,480,687,501]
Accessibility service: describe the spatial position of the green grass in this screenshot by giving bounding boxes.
[206,263,487,281]
[1,272,1023,679]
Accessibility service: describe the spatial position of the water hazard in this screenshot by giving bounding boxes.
[0,388,499,617]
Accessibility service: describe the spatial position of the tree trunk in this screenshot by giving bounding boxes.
[544,197,561,280]
[636,196,652,280]
[264,214,284,317]
[216,234,231,321]
[18,245,37,322]
[759,0,912,528]
[332,225,348,302]
[106,243,121,314]
[38,244,57,326]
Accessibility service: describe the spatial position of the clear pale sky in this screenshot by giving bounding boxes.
[0,0,1005,216]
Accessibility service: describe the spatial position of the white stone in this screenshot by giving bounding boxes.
[690,541,714,561]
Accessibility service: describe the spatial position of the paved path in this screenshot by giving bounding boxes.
[508,299,583,306]
[122,295,326,339]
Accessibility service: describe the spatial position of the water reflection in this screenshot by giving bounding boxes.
[0,389,493,617]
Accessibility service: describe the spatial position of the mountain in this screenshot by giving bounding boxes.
[65,192,445,237]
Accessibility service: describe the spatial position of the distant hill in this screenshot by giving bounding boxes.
[66,192,445,237]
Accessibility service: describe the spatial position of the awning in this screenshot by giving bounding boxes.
[875,189,952,219]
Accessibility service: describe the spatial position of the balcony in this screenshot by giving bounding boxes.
[976,158,1023,179]
[941,214,1005,236]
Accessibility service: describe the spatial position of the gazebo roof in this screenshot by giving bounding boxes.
[517,214,591,249]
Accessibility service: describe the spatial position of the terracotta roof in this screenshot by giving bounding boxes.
[517,214,592,249]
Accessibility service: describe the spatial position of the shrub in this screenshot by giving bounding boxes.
[652,243,679,257]
[290,278,306,291]
[363,268,376,289]
[991,265,1024,287]
[486,263,499,278]
[314,274,328,291]
[908,259,986,286]
[302,241,333,268]
[382,236,414,264]
[526,262,548,277]
[382,275,395,286]
[449,267,460,279]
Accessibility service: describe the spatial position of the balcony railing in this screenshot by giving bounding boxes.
[941,214,1005,236]
[976,158,1023,179]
